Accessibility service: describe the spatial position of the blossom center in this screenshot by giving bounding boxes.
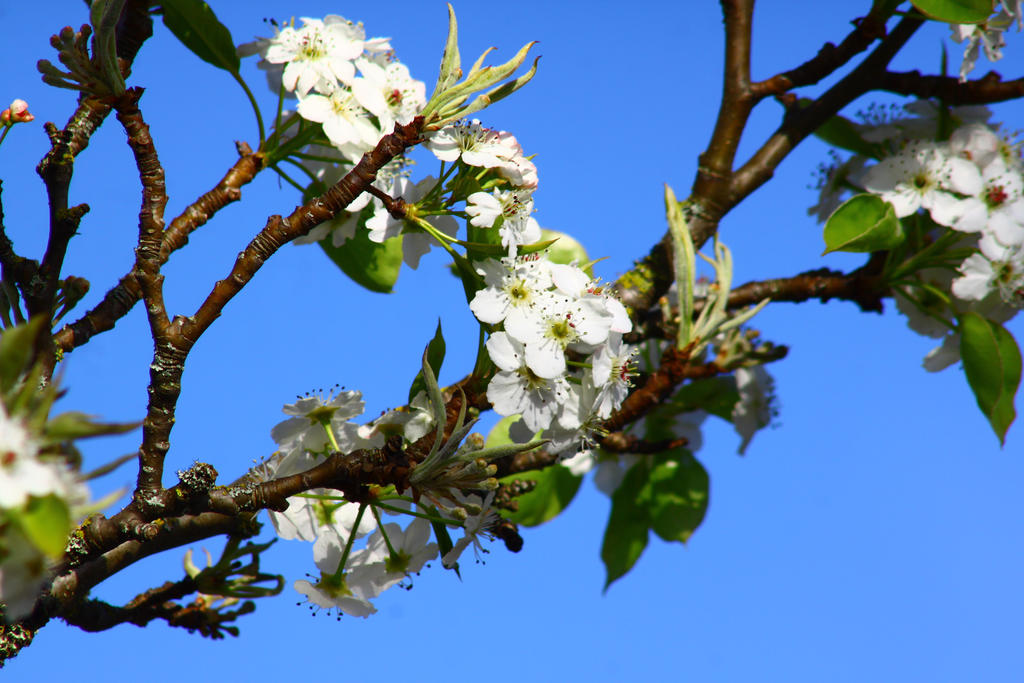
[316,571,352,598]
[298,34,328,61]
[986,183,1009,208]
[544,314,578,347]
[515,365,548,391]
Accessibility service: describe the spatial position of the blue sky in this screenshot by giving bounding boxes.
[2,2,1023,681]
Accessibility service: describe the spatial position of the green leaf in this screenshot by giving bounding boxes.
[454,237,558,258]
[670,376,741,422]
[161,0,241,74]
[505,464,582,527]
[486,415,525,449]
[433,3,462,94]
[430,515,460,578]
[959,313,1021,445]
[0,317,45,392]
[601,461,650,591]
[911,0,993,24]
[813,113,879,158]
[648,453,709,544]
[43,412,140,445]
[540,229,591,272]
[319,224,403,293]
[408,321,447,404]
[14,495,72,558]
[823,194,905,255]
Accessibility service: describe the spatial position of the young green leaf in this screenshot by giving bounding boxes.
[408,321,447,404]
[648,453,709,544]
[541,229,590,270]
[430,515,460,578]
[90,0,127,95]
[669,376,741,422]
[813,113,880,158]
[0,317,46,392]
[505,464,582,527]
[319,226,404,293]
[910,0,993,24]
[12,495,73,558]
[43,411,140,445]
[601,461,651,591]
[823,193,905,254]
[161,0,241,74]
[959,313,1021,445]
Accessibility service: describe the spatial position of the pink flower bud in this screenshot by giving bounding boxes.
[2,99,35,125]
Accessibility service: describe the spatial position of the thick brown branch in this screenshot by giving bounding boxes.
[26,511,245,631]
[695,0,756,209]
[725,264,886,313]
[878,70,1024,104]
[114,88,180,499]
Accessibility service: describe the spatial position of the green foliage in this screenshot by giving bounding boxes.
[319,224,404,293]
[9,495,72,558]
[813,112,880,158]
[910,0,994,24]
[541,229,590,271]
[669,376,741,422]
[601,462,650,591]
[503,465,582,527]
[408,321,447,404]
[161,0,241,74]
[823,194,905,254]
[648,454,709,544]
[959,313,1021,445]
[89,0,126,95]
[601,451,709,590]
[0,317,43,392]
[42,411,139,447]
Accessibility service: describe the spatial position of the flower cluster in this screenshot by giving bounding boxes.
[469,255,635,454]
[241,16,426,161]
[812,101,1024,369]
[264,387,501,617]
[0,402,89,620]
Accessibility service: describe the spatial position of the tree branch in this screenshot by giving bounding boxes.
[750,11,889,98]
[878,69,1024,104]
[53,144,263,353]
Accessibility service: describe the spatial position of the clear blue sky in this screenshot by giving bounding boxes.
[2,2,1023,681]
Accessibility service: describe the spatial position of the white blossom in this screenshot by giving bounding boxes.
[442,493,497,568]
[353,58,426,132]
[859,141,983,227]
[485,332,571,432]
[426,120,522,169]
[468,255,552,329]
[244,16,367,97]
[361,519,437,591]
[294,532,378,618]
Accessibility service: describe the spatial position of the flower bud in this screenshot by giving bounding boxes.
[1,99,35,126]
